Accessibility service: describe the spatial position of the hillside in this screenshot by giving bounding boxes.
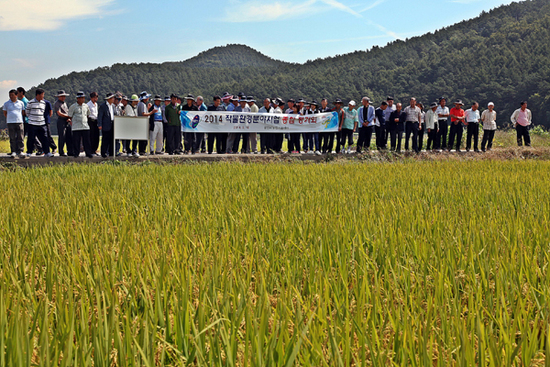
[4,0,550,130]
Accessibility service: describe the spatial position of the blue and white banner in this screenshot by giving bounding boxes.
[181,111,339,133]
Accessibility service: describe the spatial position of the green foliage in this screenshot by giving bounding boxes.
[24,0,550,131]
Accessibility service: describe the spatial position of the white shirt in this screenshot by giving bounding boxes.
[436,106,449,120]
[87,101,98,119]
[384,104,396,123]
[481,110,497,130]
[465,109,480,123]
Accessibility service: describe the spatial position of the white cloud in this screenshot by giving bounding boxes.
[223,0,361,22]
[359,0,386,13]
[0,80,17,89]
[0,0,115,31]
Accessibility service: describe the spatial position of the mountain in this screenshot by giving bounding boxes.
[3,0,550,130]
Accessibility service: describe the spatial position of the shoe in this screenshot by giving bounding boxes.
[18,153,26,159]
[8,152,15,157]
[44,152,54,158]
[132,152,140,157]
[116,152,122,157]
[315,150,322,156]
[59,153,67,157]
[35,152,44,156]
[253,151,259,154]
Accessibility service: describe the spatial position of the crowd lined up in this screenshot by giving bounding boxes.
[2,87,534,158]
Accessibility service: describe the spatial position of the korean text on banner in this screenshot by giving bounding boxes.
[180,111,339,133]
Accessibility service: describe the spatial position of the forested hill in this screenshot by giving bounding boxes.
[17,0,550,128]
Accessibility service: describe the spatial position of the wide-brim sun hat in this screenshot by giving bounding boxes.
[130,94,140,102]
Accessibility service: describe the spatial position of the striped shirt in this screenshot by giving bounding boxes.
[25,98,47,126]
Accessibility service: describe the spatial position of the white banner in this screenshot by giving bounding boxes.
[180,111,339,133]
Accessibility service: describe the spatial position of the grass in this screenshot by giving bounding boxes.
[1,129,549,155]
[0,160,549,366]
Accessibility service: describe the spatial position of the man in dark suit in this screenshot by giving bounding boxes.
[98,92,116,157]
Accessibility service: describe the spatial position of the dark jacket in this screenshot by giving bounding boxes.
[181,104,198,112]
[97,102,114,132]
[375,107,386,127]
[208,104,225,112]
[388,110,407,132]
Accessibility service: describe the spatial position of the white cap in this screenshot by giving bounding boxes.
[488,102,494,107]
[349,100,356,106]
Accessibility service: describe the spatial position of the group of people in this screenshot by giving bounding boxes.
[2,87,534,158]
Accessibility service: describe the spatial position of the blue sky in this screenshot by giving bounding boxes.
[0,0,517,99]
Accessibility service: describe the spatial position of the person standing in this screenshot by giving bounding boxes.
[43,97,58,154]
[230,96,250,153]
[511,101,532,147]
[162,96,170,152]
[416,102,426,151]
[248,96,259,154]
[318,98,333,154]
[403,98,422,153]
[87,92,100,155]
[309,101,321,155]
[332,99,346,153]
[54,90,73,157]
[25,89,53,157]
[98,92,116,157]
[374,101,388,150]
[149,95,164,155]
[193,96,207,154]
[287,103,301,153]
[425,102,439,151]
[356,97,375,153]
[436,97,449,151]
[448,100,466,152]
[165,94,182,155]
[207,96,226,154]
[135,92,154,155]
[388,103,407,152]
[481,102,497,152]
[3,89,25,157]
[272,98,285,153]
[124,95,140,157]
[17,86,41,153]
[259,98,273,154]
[465,102,481,152]
[384,96,396,148]
[181,94,198,154]
[340,100,358,153]
[67,91,93,158]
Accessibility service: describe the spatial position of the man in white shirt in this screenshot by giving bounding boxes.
[98,92,116,157]
[259,98,273,154]
[248,96,259,153]
[510,101,532,147]
[481,102,497,152]
[403,97,422,153]
[464,102,481,152]
[436,97,449,150]
[3,89,25,157]
[87,92,100,155]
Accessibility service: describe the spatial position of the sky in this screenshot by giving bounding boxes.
[0,0,518,100]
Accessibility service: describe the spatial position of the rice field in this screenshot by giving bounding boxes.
[1,160,549,366]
